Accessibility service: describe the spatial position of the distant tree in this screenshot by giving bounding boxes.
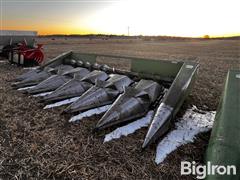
[203,35,210,39]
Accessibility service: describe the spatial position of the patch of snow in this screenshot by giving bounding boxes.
[69,104,112,122]
[43,97,80,109]
[104,111,154,142]
[33,91,53,97]
[23,66,39,70]
[185,65,194,69]
[17,85,36,91]
[155,106,216,164]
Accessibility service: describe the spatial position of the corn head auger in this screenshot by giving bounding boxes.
[12,51,199,149]
[0,30,44,66]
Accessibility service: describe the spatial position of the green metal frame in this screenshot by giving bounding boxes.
[41,51,186,81]
[165,62,198,117]
[205,70,240,180]
[41,50,198,96]
[41,51,73,68]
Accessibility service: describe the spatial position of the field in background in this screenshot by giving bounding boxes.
[0,37,239,179]
[37,37,240,109]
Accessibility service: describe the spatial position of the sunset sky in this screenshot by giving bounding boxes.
[1,0,240,37]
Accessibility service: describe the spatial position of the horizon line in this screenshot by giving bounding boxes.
[37,33,240,38]
[1,29,239,38]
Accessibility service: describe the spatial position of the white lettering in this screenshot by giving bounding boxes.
[181,161,237,179]
[181,161,192,175]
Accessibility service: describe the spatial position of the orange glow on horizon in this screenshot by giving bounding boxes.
[2,25,97,36]
[2,25,239,38]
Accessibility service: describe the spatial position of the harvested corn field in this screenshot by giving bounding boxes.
[0,38,239,179]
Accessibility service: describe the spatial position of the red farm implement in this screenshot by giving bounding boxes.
[9,42,44,66]
[0,30,45,66]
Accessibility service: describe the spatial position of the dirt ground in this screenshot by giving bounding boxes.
[0,38,239,179]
